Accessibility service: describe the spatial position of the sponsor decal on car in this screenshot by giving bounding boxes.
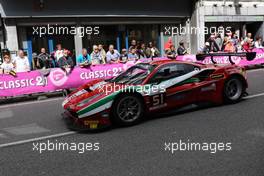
[210,74,225,80]
[62,89,87,107]
[84,120,99,129]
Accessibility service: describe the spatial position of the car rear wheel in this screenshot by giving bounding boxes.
[223,77,244,103]
[112,94,144,126]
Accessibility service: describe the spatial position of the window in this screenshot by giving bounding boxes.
[148,63,198,84]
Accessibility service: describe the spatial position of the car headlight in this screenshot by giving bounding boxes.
[76,93,102,107]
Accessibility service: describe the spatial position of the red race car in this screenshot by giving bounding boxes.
[62,53,255,130]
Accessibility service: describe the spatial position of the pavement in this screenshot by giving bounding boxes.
[0,69,264,176]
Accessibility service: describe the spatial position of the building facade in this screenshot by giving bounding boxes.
[0,0,263,65]
[0,0,194,64]
[191,0,264,52]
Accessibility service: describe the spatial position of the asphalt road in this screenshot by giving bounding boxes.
[0,69,264,176]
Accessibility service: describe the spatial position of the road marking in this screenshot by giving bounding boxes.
[0,131,76,148]
[0,110,13,119]
[244,92,264,99]
[3,123,50,135]
[0,97,64,109]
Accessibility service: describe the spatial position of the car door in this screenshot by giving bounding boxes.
[146,63,201,111]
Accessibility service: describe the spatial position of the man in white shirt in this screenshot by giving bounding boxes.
[14,50,30,73]
[106,45,120,63]
[54,44,64,61]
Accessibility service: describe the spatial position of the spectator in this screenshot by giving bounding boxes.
[231,33,239,52]
[177,42,187,56]
[129,40,137,52]
[244,33,252,42]
[215,33,223,50]
[106,45,120,63]
[224,39,236,53]
[0,54,15,74]
[14,50,30,73]
[77,48,90,66]
[54,44,64,61]
[254,37,263,48]
[207,35,220,52]
[242,38,253,52]
[198,42,210,54]
[58,49,74,73]
[146,42,160,58]
[137,43,147,59]
[98,44,106,64]
[165,45,177,59]
[49,52,57,68]
[128,48,139,62]
[90,45,103,65]
[221,37,229,51]
[120,48,128,63]
[37,48,50,69]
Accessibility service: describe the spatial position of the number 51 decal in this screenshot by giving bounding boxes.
[151,93,166,107]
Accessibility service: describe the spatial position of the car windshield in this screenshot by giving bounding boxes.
[109,63,156,85]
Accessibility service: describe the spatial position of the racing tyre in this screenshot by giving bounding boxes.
[223,77,245,103]
[112,94,144,126]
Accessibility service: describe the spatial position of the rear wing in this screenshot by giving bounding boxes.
[196,52,256,65]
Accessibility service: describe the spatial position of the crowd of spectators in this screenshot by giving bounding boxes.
[0,33,263,75]
[198,32,264,54]
[0,40,162,75]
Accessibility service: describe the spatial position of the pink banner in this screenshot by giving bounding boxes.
[176,48,264,66]
[0,63,132,97]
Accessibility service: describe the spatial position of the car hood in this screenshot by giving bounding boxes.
[62,79,129,112]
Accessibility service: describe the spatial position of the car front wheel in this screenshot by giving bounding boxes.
[112,94,144,126]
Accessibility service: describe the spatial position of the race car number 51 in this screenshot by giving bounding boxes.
[152,93,166,106]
